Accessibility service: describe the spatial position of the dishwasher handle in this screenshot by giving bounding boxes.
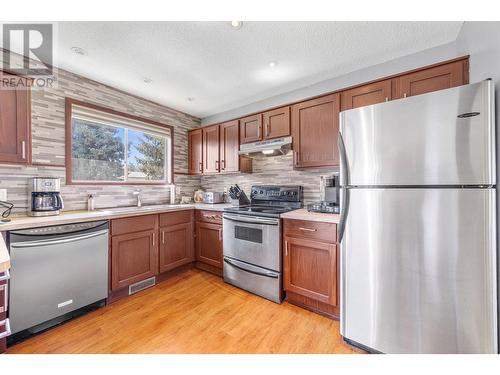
[10,229,109,248]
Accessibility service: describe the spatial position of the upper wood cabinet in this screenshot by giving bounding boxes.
[291,93,340,168]
[188,128,203,175]
[263,106,291,139]
[0,72,31,164]
[202,124,220,174]
[393,59,468,99]
[159,210,194,273]
[239,114,262,144]
[341,79,392,111]
[219,120,240,173]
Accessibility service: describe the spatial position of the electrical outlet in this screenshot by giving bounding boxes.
[223,187,228,193]
[175,186,181,195]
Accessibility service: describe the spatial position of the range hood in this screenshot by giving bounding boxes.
[238,136,292,157]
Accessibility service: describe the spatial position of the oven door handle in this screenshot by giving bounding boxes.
[223,213,279,225]
[224,257,279,279]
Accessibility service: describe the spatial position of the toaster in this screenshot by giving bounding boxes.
[202,192,225,204]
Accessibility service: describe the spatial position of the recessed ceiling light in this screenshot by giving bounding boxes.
[143,77,153,84]
[70,46,87,56]
[230,21,243,29]
[268,61,278,68]
[187,97,195,102]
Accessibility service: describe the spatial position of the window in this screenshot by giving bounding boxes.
[66,99,173,184]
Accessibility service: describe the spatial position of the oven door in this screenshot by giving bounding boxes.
[222,213,281,271]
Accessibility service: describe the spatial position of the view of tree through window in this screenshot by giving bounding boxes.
[71,113,170,183]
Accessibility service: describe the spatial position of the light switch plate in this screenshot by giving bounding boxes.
[0,189,6,201]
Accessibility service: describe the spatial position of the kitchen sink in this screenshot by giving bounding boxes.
[98,204,189,214]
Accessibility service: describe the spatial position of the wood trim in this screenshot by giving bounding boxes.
[201,55,470,128]
[65,97,175,185]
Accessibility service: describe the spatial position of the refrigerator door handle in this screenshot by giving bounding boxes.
[338,187,350,243]
[338,131,350,243]
[338,131,350,186]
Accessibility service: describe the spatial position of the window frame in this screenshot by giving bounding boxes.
[65,98,174,185]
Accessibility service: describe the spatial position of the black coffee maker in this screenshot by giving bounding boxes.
[30,177,64,216]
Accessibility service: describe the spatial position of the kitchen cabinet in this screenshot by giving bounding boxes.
[202,124,220,174]
[291,93,340,168]
[283,219,339,318]
[340,79,392,111]
[393,59,468,99]
[110,214,159,291]
[188,128,203,175]
[0,72,31,165]
[0,270,9,353]
[219,120,240,173]
[159,211,194,273]
[239,107,291,144]
[189,122,252,176]
[239,114,262,144]
[195,210,223,274]
[263,106,291,139]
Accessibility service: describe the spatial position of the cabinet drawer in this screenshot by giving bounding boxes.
[111,214,158,236]
[284,219,337,243]
[159,210,193,227]
[195,210,223,225]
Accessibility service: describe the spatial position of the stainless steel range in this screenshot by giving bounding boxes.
[222,185,303,303]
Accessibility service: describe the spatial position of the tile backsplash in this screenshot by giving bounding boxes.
[201,153,338,204]
[0,64,201,213]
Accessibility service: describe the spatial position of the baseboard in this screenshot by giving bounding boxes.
[194,261,223,277]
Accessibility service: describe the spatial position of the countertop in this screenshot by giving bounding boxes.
[281,209,340,223]
[0,203,233,232]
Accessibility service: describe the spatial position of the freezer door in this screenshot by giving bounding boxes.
[340,188,497,353]
[339,80,495,186]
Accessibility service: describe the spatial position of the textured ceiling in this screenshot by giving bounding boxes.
[52,21,463,118]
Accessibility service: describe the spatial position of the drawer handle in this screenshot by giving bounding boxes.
[299,227,317,232]
[162,231,165,244]
[0,319,11,339]
[285,240,288,256]
[152,233,155,247]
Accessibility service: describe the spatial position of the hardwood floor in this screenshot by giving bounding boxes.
[7,269,362,354]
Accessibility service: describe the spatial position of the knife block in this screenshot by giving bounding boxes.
[230,191,250,206]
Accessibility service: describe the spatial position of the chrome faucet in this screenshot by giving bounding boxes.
[133,191,142,207]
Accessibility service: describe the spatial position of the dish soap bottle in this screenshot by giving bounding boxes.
[87,194,95,211]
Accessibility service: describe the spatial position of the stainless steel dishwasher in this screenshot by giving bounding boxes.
[7,220,108,343]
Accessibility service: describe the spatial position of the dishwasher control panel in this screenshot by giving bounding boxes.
[10,220,108,236]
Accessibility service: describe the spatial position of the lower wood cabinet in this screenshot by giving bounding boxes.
[110,211,194,292]
[111,228,158,291]
[159,222,194,272]
[195,221,223,269]
[0,270,8,353]
[283,219,339,318]
[284,237,337,305]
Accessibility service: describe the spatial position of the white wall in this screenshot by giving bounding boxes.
[201,41,462,125]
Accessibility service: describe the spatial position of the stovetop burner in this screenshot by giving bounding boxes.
[224,185,303,218]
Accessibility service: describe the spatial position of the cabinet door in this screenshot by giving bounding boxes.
[239,114,262,144]
[219,119,240,173]
[159,222,194,272]
[202,125,220,173]
[341,79,392,111]
[291,93,340,168]
[284,236,337,305]
[0,73,30,164]
[111,229,158,291]
[196,222,223,269]
[263,106,290,139]
[394,59,468,99]
[188,128,203,175]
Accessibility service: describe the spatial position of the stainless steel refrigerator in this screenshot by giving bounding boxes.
[338,80,498,354]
